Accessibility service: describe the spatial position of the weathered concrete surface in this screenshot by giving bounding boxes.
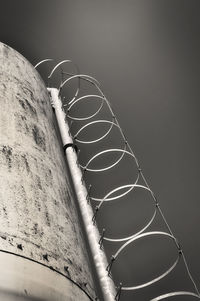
[0,43,95,300]
[0,252,92,301]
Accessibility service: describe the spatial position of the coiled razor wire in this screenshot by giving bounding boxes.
[35,59,200,301]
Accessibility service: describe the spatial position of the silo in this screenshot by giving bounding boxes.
[0,42,95,301]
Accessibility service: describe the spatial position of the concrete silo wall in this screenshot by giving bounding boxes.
[0,43,95,300]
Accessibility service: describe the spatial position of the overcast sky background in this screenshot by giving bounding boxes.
[0,1,200,300]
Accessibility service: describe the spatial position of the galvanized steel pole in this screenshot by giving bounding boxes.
[48,88,116,301]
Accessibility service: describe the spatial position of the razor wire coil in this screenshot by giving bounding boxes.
[35,59,200,301]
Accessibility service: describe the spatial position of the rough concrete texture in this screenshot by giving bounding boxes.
[0,43,95,300]
[0,252,93,301]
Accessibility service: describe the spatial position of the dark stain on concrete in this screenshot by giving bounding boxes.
[25,98,37,115]
[79,266,83,272]
[64,266,70,275]
[17,93,37,117]
[58,225,64,233]
[22,154,30,172]
[8,238,14,246]
[0,82,7,93]
[43,253,49,261]
[2,145,12,169]
[21,86,34,101]
[45,211,51,227]
[35,200,41,212]
[35,175,42,190]
[14,113,30,134]
[32,223,44,237]
[17,243,23,250]
[3,207,8,217]
[18,99,26,109]
[33,223,38,235]
[20,114,27,121]
[67,258,73,265]
[0,235,7,240]
[32,125,46,151]
[64,266,71,277]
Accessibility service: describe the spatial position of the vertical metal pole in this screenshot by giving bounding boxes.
[48,88,116,301]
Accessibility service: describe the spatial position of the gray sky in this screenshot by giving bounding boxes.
[1,1,200,300]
